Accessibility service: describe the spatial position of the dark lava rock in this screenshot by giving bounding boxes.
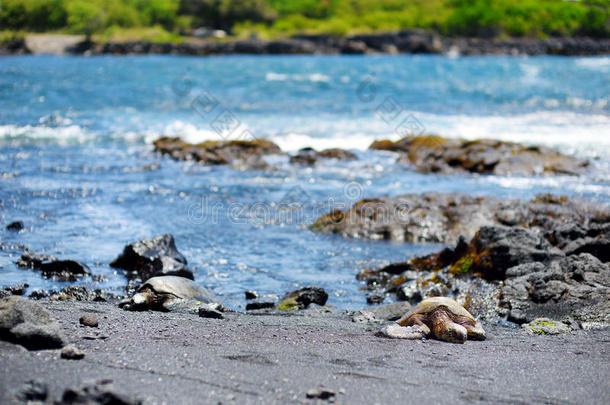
[563,237,610,263]
[366,293,385,305]
[61,344,85,360]
[56,379,140,405]
[0,296,65,350]
[289,147,356,166]
[17,252,90,282]
[370,135,589,176]
[198,307,224,319]
[310,192,610,245]
[245,290,259,300]
[110,234,193,281]
[245,300,276,311]
[359,224,609,326]
[277,287,328,310]
[6,220,24,231]
[501,253,610,325]
[153,136,282,169]
[50,286,119,303]
[17,379,48,402]
[79,314,99,327]
[0,283,29,298]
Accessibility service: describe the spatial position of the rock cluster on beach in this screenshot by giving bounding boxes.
[357,219,610,326]
[370,135,589,176]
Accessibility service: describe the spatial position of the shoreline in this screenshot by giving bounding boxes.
[2,31,609,56]
[1,300,609,404]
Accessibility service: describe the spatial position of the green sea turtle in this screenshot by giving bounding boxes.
[396,297,486,343]
[119,276,223,313]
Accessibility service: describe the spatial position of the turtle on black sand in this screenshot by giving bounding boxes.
[119,275,223,313]
[394,297,486,343]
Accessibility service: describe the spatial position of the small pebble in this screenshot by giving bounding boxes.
[306,387,335,400]
[79,313,99,327]
[61,344,85,360]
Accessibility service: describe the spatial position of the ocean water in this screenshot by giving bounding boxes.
[0,54,609,310]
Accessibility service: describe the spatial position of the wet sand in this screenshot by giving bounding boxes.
[1,300,609,404]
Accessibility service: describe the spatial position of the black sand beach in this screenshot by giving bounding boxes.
[1,300,609,404]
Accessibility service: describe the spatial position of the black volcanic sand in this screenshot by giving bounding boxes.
[1,301,609,404]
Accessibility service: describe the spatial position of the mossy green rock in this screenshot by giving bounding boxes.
[523,318,572,335]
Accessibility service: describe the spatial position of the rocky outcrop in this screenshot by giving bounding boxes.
[153,136,282,169]
[310,192,610,245]
[370,135,589,176]
[289,147,357,166]
[110,234,193,281]
[54,31,610,56]
[0,297,66,350]
[359,224,610,326]
[17,252,90,282]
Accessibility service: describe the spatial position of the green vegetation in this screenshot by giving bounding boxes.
[1,0,608,40]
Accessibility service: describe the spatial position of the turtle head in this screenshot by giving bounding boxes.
[438,322,467,343]
[119,287,159,311]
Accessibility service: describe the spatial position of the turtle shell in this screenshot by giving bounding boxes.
[404,297,475,321]
[140,275,217,304]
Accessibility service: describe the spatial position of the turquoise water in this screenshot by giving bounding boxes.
[0,55,609,309]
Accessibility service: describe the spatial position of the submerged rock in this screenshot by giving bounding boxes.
[17,252,90,282]
[0,296,65,350]
[277,287,328,310]
[119,275,223,313]
[153,136,282,169]
[110,234,193,281]
[310,192,610,244]
[6,220,24,231]
[370,135,589,176]
[289,147,356,166]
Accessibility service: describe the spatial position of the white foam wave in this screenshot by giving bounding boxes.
[0,124,93,144]
[265,72,331,83]
[2,111,610,160]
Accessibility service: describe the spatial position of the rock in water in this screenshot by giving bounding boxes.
[17,252,90,282]
[0,296,65,350]
[277,287,328,310]
[119,276,223,313]
[370,135,588,176]
[110,234,193,281]
[6,221,24,231]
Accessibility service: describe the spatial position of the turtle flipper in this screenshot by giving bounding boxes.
[465,321,486,341]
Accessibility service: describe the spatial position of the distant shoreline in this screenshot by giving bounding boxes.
[2,30,609,56]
